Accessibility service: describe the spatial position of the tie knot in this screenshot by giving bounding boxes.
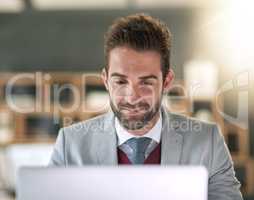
[125,137,152,154]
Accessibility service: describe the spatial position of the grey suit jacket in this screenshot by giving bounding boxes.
[49,107,243,200]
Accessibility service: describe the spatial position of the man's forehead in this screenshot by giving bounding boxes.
[109,47,161,63]
[107,46,163,79]
[108,66,163,81]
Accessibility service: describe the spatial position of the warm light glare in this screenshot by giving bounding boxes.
[184,60,218,100]
[200,0,254,73]
[227,0,254,70]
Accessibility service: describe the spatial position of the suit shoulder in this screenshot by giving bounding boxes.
[61,112,109,136]
[168,111,217,135]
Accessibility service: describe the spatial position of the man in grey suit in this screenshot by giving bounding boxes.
[49,13,243,200]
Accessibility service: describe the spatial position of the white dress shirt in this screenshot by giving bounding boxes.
[115,111,162,146]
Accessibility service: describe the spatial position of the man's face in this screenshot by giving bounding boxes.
[102,46,172,131]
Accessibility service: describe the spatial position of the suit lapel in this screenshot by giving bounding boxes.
[95,107,183,165]
[95,111,118,165]
[161,107,183,165]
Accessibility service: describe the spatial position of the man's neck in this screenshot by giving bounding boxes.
[125,111,161,136]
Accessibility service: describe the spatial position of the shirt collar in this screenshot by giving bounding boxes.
[115,111,162,146]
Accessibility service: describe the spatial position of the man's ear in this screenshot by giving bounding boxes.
[101,68,109,91]
[163,68,174,93]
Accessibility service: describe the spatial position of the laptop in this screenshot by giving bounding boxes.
[17,166,208,200]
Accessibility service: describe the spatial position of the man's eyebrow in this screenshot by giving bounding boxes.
[139,75,158,80]
[110,73,158,80]
[110,73,128,78]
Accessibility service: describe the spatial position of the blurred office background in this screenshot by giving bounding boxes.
[0,0,253,199]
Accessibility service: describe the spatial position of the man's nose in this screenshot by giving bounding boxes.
[124,85,141,105]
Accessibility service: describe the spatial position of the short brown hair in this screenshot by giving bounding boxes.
[104,13,172,80]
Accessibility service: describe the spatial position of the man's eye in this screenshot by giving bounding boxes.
[141,81,153,85]
[115,80,127,85]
